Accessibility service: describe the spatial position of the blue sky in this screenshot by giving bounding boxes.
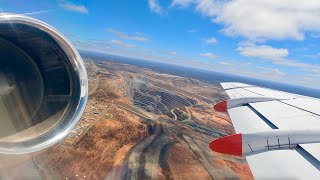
[1,0,320,89]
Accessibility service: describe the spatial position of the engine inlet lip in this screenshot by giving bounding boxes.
[0,13,88,154]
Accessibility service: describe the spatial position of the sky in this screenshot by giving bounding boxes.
[1,0,320,89]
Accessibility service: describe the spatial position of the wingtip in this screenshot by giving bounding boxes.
[214,100,228,112]
[209,134,243,157]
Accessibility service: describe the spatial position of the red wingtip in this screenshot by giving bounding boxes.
[209,134,242,157]
[214,101,228,112]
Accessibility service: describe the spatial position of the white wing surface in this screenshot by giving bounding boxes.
[215,82,320,179]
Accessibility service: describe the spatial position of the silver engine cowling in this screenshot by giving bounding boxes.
[0,13,88,154]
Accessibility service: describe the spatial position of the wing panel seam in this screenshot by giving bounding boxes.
[247,104,278,129]
[280,101,320,117]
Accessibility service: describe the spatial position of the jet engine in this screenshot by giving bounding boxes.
[0,13,88,154]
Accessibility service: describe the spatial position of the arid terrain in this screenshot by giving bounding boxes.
[0,56,253,179]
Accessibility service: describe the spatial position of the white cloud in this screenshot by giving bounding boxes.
[219,61,232,66]
[236,43,320,74]
[107,28,149,42]
[200,52,216,59]
[169,51,177,55]
[271,68,286,76]
[237,43,288,60]
[148,0,163,15]
[172,0,320,41]
[302,52,320,59]
[21,10,56,16]
[59,1,88,14]
[110,40,136,48]
[274,58,320,71]
[249,67,287,80]
[171,0,194,8]
[135,32,145,36]
[205,37,217,44]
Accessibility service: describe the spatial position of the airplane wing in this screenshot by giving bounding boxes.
[211,82,320,179]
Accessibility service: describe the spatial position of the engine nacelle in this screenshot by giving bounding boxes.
[209,129,320,157]
[0,13,88,154]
